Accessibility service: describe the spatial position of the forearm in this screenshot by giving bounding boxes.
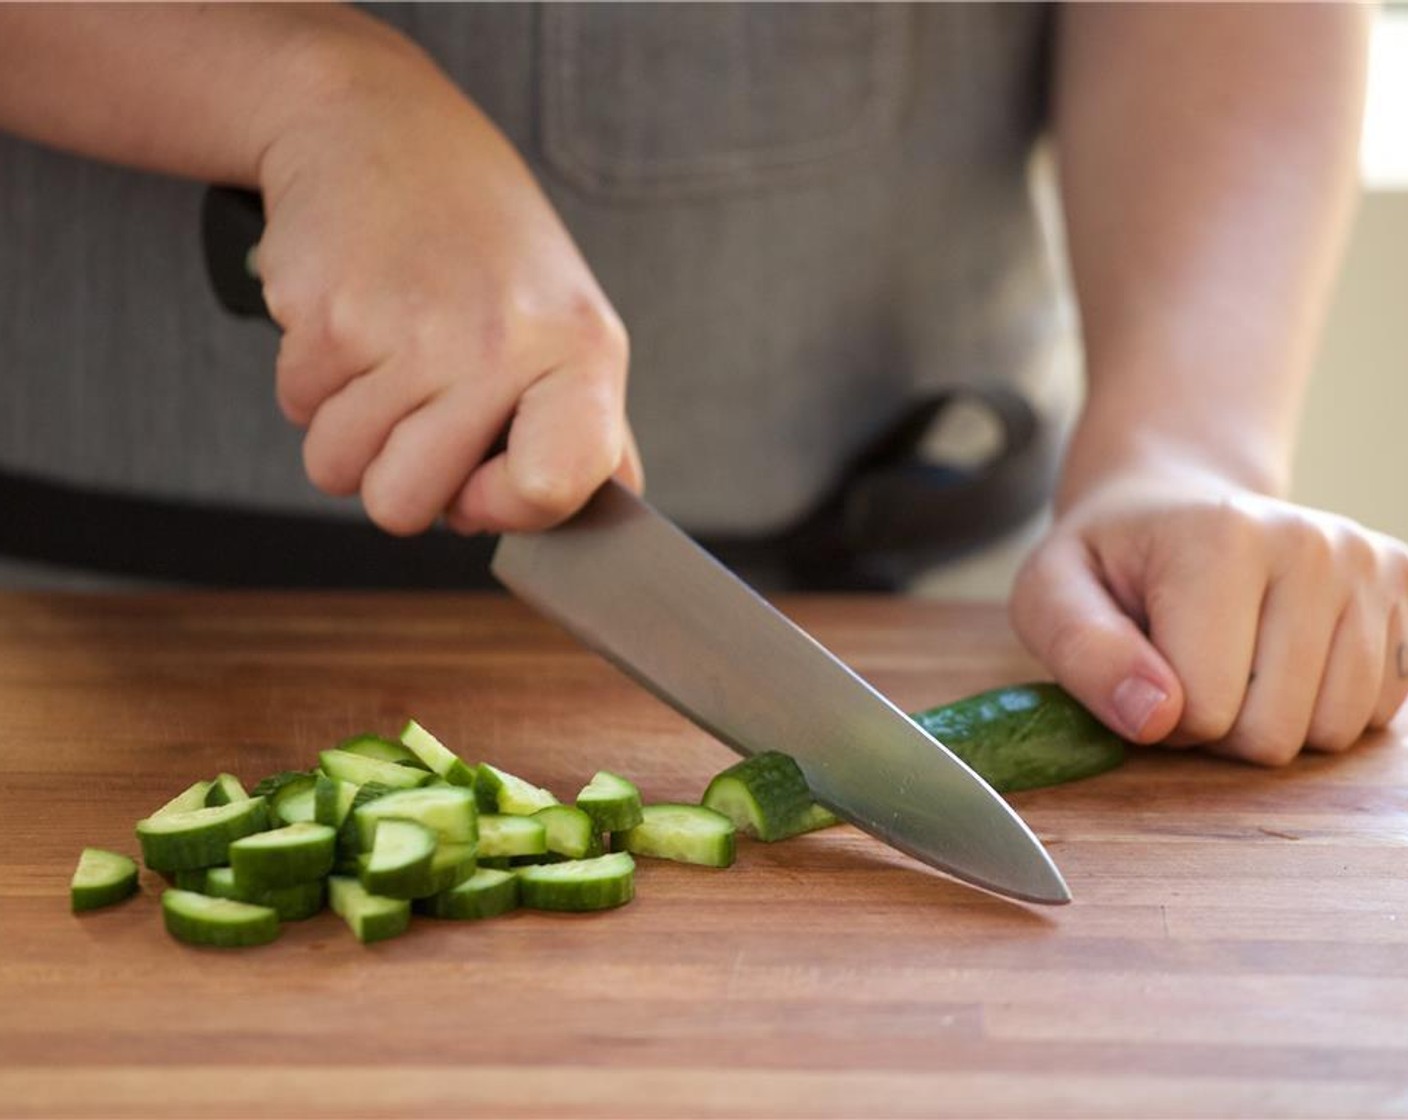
[0,2,425,187]
[1053,3,1370,503]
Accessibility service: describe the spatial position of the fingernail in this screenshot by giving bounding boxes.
[1112,676,1168,739]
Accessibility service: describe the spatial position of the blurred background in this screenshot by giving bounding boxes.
[1292,2,1408,547]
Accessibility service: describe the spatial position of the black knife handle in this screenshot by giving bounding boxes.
[201,186,271,321]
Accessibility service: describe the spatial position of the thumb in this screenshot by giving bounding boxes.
[1010,538,1184,744]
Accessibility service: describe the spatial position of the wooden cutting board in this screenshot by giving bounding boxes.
[0,591,1404,1119]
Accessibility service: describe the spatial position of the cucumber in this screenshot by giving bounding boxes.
[417,867,519,921]
[701,752,833,842]
[478,813,547,859]
[314,773,358,828]
[203,773,249,808]
[333,781,399,866]
[336,733,428,769]
[135,797,270,872]
[517,852,635,912]
[353,785,478,850]
[149,779,214,819]
[615,804,736,868]
[575,770,643,833]
[171,868,209,891]
[398,719,476,787]
[357,818,439,899]
[70,848,140,913]
[161,889,280,948]
[229,822,336,891]
[203,866,326,922]
[910,682,1128,793]
[328,875,411,944]
[474,763,558,815]
[531,805,596,859]
[426,842,477,894]
[319,749,434,792]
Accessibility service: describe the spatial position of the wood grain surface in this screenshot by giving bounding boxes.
[0,591,1405,1119]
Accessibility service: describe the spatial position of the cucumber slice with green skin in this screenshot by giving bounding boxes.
[203,773,249,808]
[701,752,829,842]
[517,852,635,912]
[203,866,326,922]
[136,797,271,872]
[161,889,280,949]
[417,867,519,921]
[314,773,359,828]
[478,813,547,859]
[474,763,559,815]
[532,805,596,859]
[615,804,736,868]
[357,818,439,899]
[250,770,314,803]
[70,848,140,913]
[149,779,214,819]
[274,784,317,825]
[353,785,478,850]
[910,682,1128,793]
[171,868,209,891]
[398,720,476,788]
[319,749,434,791]
[327,875,410,944]
[575,770,643,833]
[229,821,336,891]
[337,734,428,769]
[426,842,477,894]
[334,781,398,862]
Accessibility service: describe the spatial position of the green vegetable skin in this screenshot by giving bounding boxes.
[910,682,1127,793]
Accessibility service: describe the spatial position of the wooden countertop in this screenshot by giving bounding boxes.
[0,591,1405,1119]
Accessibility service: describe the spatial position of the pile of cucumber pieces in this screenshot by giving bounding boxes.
[70,720,837,948]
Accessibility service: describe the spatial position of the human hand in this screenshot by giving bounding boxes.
[1009,463,1408,764]
[253,32,641,536]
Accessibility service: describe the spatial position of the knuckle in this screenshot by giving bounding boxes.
[1305,716,1363,754]
[1224,719,1305,767]
[302,438,357,498]
[1175,697,1241,746]
[511,467,588,522]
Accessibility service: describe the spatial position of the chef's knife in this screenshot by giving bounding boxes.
[492,483,1070,905]
[201,185,1070,905]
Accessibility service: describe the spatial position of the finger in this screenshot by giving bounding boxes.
[301,360,430,498]
[1303,590,1385,752]
[614,423,646,495]
[1370,600,1408,728]
[447,364,625,534]
[1214,552,1343,766]
[272,307,383,428]
[1142,512,1267,746]
[359,386,504,537]
[1010,538,1183,743]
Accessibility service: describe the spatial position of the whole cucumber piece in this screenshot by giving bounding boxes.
[910,682,1126,793]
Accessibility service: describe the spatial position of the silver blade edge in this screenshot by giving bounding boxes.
[491,482,1070,906]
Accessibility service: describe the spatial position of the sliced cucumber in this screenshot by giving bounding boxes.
[337,733,428,769]
[478,813,547,859]
[314,773,359,828]
[475,763,558,815]
[70,848,140,913]
[353,785,478,850]
[357,818,438,899]
[701,752,835,842]
[615,803,736,868]
[203,866,326,922]
[161,888,280,948]
[575,770,643,833]
[203,772,249,808]
[910,682,1128,792]
[171,868,209,891]
[532,805,596,859]
[426,842,477,894]
[136,797,270,872]
[149,779,214,819]
[417,867,519,921]
[229,821,336,891]
[319,749,434,791]
[398,719,476,787]
[328,875,410,944]
[517,852,635,912]
[334,781,398,865]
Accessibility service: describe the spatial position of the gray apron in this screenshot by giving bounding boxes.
[0,3,1075,589]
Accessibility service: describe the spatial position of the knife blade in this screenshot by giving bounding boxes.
[491,481,1070,905]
